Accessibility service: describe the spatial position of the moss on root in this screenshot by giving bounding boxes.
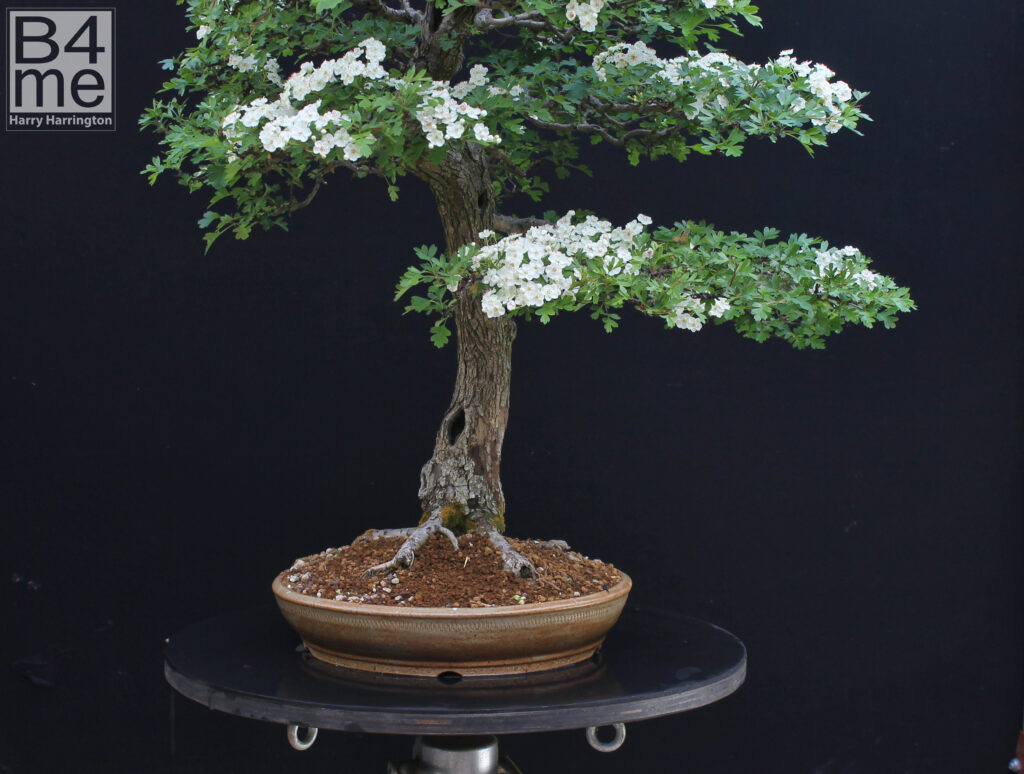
[419,503,506,535]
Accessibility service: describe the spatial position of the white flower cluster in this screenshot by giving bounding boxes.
[287,38,388,99]
[196,24,211,40]
[668,295,731,332]
[775,50,852,132]
[814,245,860,274]
[418,65,500,148]
[472,212,654,319]
[565,0,605,32]
[592,43,856,130]
[264,57,284,87]
[851,269,880,290]
[813,246,879,289]
[593,42,742,87]
[228,51,259,72]
[215,30,285,87]
[700,0,735,8]
[223,39,502,158]
[485,83,525,99]
[222,39,389,159]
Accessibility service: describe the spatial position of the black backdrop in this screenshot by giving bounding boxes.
[2,1,1021,772]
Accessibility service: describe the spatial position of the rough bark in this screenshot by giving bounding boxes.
[409,3,476,81]
[361,145,539,576]
[415,146,516,536]
[356,9,548,576]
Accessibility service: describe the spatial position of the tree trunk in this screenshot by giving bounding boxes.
[415,147,515,535]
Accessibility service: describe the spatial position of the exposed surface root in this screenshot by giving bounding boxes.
[359,527,417,541]
[360,510,459,578]
[485,529,537,578]
[539,539,570,551]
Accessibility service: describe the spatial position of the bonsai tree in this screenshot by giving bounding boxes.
[142,0,913,578]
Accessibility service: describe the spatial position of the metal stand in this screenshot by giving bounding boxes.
[388,736,500,774]
[164,605,746,772]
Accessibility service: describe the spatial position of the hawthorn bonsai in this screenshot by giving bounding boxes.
[142,0,913,579]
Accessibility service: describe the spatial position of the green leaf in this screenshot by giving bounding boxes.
[429,320,451,348]
[313,0,351,12]
[408,296,433,313]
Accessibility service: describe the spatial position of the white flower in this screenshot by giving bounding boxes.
[468,64,488,87]
[672,311,704,332]
[851,269,879,289]
[361,37,386,64]
[815,249,843,274]
[312,136,335,157]
[264,57,283,86]
[518,282,545,306]
[259,122,288,152]
[566,0,604,31]
[709,298,731,318]
[473,123,496,142]
[577,7,598,31]
[196,24,211,40]
[228,52,259,73]
[445,119,466,139]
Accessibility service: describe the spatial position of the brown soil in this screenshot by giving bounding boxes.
[277,533,623,608]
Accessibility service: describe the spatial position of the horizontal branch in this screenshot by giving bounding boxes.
[473,8,570,41]
[587,95,679,118]
[351,0,422,24]
[525,113,678,146]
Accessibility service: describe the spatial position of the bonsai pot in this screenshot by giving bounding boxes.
[272,572,632,677]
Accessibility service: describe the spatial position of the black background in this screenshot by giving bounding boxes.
[2,1,1021,772]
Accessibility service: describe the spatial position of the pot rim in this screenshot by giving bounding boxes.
[272,571,632,620]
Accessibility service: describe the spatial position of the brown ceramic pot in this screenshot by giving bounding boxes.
[272,572,631,677]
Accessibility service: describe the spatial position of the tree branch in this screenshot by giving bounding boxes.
[483,147,534,200]
[492,213,549,234]
[350,0,422,24]
[410,2,477,79]
[272,160,366,215]
[473,8,570,41]
[526,113,680,146]
[587,95,680,118]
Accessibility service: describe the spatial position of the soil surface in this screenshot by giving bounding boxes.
[277,533,623,608]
